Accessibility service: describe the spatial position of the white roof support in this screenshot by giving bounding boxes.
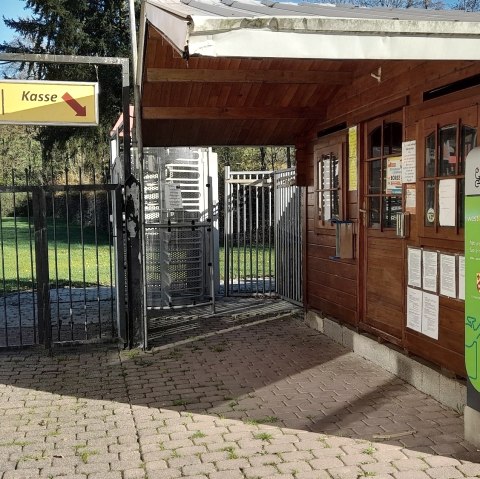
[143,0,480,61]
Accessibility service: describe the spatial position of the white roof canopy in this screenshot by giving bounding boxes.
[142,0,480,61]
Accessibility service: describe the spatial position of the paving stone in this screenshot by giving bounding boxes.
[0,316,478,479]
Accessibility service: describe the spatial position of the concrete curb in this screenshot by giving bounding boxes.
[305,310,466,413]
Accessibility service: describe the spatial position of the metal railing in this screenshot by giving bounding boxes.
[224,167,275,296]
[0,167,124,348]
[224,167,302,304]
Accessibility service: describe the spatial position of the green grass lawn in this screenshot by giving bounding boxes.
[0,217,275,294]
[219,246,275,280]
[0,217,113,294]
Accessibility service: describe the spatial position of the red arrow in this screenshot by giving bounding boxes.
[62,92,87,116]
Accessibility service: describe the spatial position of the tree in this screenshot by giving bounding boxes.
[1,0,137,179]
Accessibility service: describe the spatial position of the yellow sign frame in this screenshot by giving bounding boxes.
[0,79,99,126]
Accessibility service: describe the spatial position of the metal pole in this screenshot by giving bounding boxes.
[127,0,148,349]
[207,173,216,314]
[224,166,230,297]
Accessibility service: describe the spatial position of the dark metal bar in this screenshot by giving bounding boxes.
[224,167,230,297]
[273,173,283,300]
[105,170,115,337]
[25,169,37,343]
[50,167,61,341]
[262,176,266,294]
[114,188,126,342]
[248,181,253,294]
[79,168,88,339]
[12,171,23,345]
[33,188,51,349]
[243,181,247,292]
[255,180,259,294]
[0,196,8,346]
[65,169,74,340]
[92,169,102,337]
[0,184,119,193]
[236,182,240,293]
[268,176,272,294]
[125,175,142,347]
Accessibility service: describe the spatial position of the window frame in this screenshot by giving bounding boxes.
[419,105,478,242]
[314,140,345,230]
[364,112,404,236]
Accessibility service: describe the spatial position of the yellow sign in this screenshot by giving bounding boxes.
[0,80,98,126]
[348,126,358,191]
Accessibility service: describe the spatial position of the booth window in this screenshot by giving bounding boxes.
[314,146,342,227]
[366,121,403,230]
[423,119,476,235]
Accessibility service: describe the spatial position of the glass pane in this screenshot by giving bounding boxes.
[425,180,435,226]
[332,155,339,189]
[384,122,403,155]
[439,125,457,176]
[382,196,402,229]
[331,190,339,220]
[369,126,382,158]
[319,156,326,189]
[322,191,331,222]
[460,125,477,175]
[318,191,323,221]
[368,196,380,228]
[458,178,464,229]
[369,160,381,194]
[425,133,435,178]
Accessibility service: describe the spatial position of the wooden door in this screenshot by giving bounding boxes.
[360,112,405,344]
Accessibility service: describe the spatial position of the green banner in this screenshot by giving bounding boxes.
[465,195,480,391]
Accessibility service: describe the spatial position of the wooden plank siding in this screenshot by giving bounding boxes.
[302,60,480,378]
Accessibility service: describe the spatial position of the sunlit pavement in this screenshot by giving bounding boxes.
[0,316,478,479]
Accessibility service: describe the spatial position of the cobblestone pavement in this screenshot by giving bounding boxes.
[0,315,479,479]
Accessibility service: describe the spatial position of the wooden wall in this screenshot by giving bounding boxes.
[299,60,480,378]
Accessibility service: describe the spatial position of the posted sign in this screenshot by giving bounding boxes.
[0,80,98,126]
[465,148,480,392]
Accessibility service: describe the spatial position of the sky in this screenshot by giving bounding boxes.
[0,0,31,44]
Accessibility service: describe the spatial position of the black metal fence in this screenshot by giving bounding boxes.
[0,167,124,348]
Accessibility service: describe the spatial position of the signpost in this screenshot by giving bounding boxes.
[464,147,480,447]
[0,80,98,126]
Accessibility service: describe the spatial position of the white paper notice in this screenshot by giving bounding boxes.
[423,250,438,292]
[440,254,456,298]
[408,248,422,288]
[405,184,416,214]
[458,255,465,300]
[407,287,422,333]
[165,183,183,210]
[422,292,439,340]
[386,157,402,194]
[402,140,416,183]
[439,179,456,227]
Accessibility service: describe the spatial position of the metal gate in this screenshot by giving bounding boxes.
[274,168,302,305]
[143,147,219,311]
[0,169,124,348]
[224,167,302,304]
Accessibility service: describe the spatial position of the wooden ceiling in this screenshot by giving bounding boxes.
[140,24,377,147]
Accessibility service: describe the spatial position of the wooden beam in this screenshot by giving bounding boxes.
[142,107,325,120]
[146,68,353,85]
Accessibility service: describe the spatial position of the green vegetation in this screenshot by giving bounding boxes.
[245,416,278,426]
[362,444,377,455]
[0,217,112,294]
[222,446,238,460]
[253,432,273,441]
[219,246,275,280]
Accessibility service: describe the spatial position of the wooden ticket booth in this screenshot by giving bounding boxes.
[138,0,480,445]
